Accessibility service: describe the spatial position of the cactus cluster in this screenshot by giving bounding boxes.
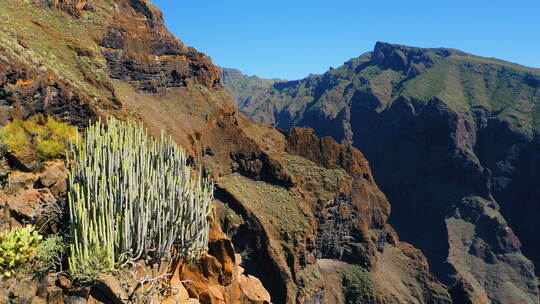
[67,118,212,279]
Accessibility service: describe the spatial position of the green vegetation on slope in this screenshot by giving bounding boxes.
[342,265,375,304]
[221,67,285,109]
[219,174,310,236]
[226,43,540,133]
[0,0,115,102]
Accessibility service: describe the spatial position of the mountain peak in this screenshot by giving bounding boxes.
[373,41,467,57]
[221,67,246,81]
[371,41,467,72]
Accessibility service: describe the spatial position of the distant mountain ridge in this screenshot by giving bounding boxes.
[221,67,285,109]
[224,42,540,304]
[225,42,540,136]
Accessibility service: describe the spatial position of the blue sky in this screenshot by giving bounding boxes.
[153,0,540,80]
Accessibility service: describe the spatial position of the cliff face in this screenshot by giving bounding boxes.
[226,42,540,303]
[0,2,451,304]
[220,67,283,109]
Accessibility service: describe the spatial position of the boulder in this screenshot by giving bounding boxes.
[44,286,64,304]
[6,188,55,220]
[38,161,67,197]
[238,275,271,304]
[91,274,128,304]
[4,151,39,172]
[7,172,38,195]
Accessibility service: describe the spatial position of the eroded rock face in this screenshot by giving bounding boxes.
[0,51,100,127]
[175,220,271,304]
[99,0,221,92]
[212,125,451,304]
[228,42,540,303]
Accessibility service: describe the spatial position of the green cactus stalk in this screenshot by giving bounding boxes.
[67,118,212,281]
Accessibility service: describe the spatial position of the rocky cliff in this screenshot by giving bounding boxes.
[0,2,451,304]
[224,42,540,303]
[220,68,284,109]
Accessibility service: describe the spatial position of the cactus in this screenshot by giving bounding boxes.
[67,118,212,281]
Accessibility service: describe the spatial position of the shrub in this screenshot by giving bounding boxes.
[0,128,7,157]
[0,225,42,278]
[67,118,213,282]
[36,235,66,274]
[0,114,79,162]
[0,86,7,99]
[2,120,30,158]
[342,265,375,304]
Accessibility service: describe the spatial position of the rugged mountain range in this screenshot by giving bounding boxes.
[223,42,540,303]
[0,1,462,304]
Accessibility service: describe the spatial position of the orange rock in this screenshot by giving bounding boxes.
[6,188,55,219]
[199,284,226,304]
[238,275,271,304]
[7,172,38,195]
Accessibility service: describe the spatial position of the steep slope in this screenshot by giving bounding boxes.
[0,3,451,304]
[228,42,540,303]
[221,67,284,109]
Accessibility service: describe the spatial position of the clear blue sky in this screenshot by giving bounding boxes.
[153,0,540,80]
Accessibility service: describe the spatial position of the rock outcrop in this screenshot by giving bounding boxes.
[227,42,540,303]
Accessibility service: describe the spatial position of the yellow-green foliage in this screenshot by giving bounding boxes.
[1,114,79,161]
[0,225,42,278]
[0,128,7,156]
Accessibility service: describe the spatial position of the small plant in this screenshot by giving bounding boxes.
[342,265,375,304]
[0,85,8,99]
[36,235,66,275]
[1,114,79,162]
[0,128,7,157]
[0,225,42,278]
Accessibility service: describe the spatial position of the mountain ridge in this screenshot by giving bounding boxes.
[224,41,540,304]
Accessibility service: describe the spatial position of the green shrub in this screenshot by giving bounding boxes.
[342,265,375,304]
[0,86,7,99]
[36,235,66,274]
[0,114,79,162]
[0,225,42,278]
[68,245,112,284]
[0,128,7,157]
[2,120,29,158]
[67,118,213,283]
